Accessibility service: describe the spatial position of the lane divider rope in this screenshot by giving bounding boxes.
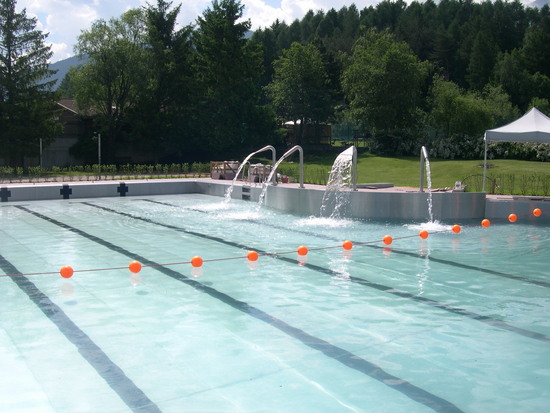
[0,208,544,279]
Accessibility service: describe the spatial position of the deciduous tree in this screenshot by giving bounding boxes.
[342,29,429,139]
[266,42,332,144]
[72,9,148,162]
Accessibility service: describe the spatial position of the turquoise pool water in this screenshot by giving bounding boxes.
[1,194,549,412]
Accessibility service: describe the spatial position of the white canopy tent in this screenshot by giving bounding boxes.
[483,107,550,191]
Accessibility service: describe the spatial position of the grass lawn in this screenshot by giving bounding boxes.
[294,151,550,194]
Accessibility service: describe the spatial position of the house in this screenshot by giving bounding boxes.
[41,99,93,167]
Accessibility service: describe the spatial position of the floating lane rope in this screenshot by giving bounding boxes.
[0,208,545,279]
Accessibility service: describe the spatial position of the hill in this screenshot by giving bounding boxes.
[47,55,88,90]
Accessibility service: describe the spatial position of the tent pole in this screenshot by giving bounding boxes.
[482,134,487,192]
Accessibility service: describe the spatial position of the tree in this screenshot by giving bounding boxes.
[428,75,497,159]
[466,30,497,90]
[342,29,429,142]
[0,0,60,166]
[128,0,195,161]
[72,9,148,163]
[193,0,269,156]
[266,42,333,144]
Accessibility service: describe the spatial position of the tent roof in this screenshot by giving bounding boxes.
[484,107,550,143]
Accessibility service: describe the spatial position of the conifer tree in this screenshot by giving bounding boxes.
[193,0,266,155]
[0,0,60,166]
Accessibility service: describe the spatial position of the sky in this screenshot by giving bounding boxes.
[17,0,545,63]
[17,0,380,63]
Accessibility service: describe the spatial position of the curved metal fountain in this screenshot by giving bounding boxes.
[267,145,304,189]
[257,145,304,208]
[224,145,277,202]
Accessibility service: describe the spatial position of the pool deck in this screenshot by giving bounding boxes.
[1,177,548,224]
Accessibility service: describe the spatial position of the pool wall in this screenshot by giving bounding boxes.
[262,185,487,221]
[1,179,548,224]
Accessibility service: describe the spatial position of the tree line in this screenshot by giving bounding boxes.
[1,0,549,167]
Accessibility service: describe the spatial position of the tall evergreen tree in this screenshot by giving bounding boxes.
[131,0,195,160]
[193,0,268,156]
[0,0,60,166]
[466,30,497,90]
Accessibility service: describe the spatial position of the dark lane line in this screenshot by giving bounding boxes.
[124,200,550,344]
[0,254,162,413]
[144,199,550,289]
[15,205,464,413]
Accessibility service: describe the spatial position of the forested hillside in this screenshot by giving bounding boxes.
[56,0,550,164]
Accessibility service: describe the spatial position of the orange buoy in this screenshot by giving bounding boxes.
[247,251,259,261]
[297,245,308,256]
[342,240,353,250]
[533,208,542,217]
[383,235,393,245]
[452,224,461,234]
[129,260,142,273]
[60,265,74,279]
[481,219,491,228]
[419,230,429,239]
[191,256,203,268]
[508,213,517,223]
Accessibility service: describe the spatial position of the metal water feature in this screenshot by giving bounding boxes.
[257,145,304,207]
[319,146,357,218]
[224,145,277,202]
[419,146,434,222]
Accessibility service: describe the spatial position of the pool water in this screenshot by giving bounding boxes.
[1,194,549,413]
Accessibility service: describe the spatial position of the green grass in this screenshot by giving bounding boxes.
[279,152,550,195]
[3,154,548,195]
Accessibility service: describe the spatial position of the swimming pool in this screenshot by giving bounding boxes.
[1,194,549,412]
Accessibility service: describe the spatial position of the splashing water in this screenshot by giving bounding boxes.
[426,160,434,222]
[224,157,253,203]
[295,216,354,229]
[257,159,284,209]
[422,147,434,223]
[319,146,355,219]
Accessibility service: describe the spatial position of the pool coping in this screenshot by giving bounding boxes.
[1,178,548,224]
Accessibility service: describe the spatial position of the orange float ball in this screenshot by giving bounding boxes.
[59,265,74,279]
[452,224,461,234]
[297,245,308,256]
[481,219,491,228]
[191,256,203,268]
[508,213,517,223]
[129,260,142,273]
[342,240,353,250]
[247,251,259,261]
[533,208,542,217]
[419,230,429,239]
[383,235,393,245]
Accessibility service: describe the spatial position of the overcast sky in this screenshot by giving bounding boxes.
[17,0,544,63]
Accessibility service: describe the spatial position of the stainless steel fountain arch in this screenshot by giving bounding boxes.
[235,145,277,183]
[272,145,304,188]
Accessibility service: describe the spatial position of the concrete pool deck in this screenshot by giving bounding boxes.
[1,177,548,224]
